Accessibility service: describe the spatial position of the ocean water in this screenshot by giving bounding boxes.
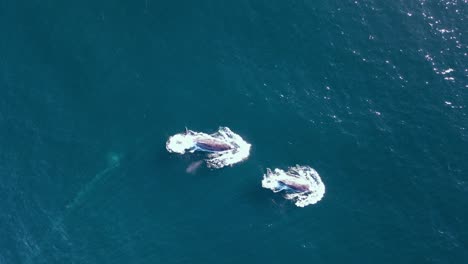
[1,0,467,263]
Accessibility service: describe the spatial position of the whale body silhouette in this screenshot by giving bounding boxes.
[194,138,233,152]
[277,180,310,193]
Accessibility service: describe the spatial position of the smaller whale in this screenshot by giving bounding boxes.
[186,160,204,174]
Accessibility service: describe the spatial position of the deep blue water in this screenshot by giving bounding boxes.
[1,1,467,263]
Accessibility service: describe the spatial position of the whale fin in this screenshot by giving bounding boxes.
[274,181,291,192]
[188,146,198,153]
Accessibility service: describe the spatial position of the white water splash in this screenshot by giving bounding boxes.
[262,165,325,207]
[166,127,251,169]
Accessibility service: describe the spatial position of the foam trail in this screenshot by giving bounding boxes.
[35,128,162,263]
[37,154,123,261]
[64,129,160,213]
[166,127,251,168]
[65,152,122,210]
[262,165,325,207]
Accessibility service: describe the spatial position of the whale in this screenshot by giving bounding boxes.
[194,138,233,152]
[276,180,310,193]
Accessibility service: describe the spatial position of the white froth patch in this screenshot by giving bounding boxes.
[166,133,197,154]
[441,68,454,75]
[262,165,325,207]
[166,127,251,169]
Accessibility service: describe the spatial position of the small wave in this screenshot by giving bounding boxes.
[262,165,325,207]
[166,127,251,169]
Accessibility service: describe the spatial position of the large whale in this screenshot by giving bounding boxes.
[193,138,233,152]
[181,128,233,153]
[276,179,310,193]
[167,127,251,169]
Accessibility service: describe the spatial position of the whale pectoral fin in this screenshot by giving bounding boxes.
[273,181,290,192]
[188,146,198,153]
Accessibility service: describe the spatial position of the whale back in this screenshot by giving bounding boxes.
[277,180,310,193]
[195,138,233,152]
